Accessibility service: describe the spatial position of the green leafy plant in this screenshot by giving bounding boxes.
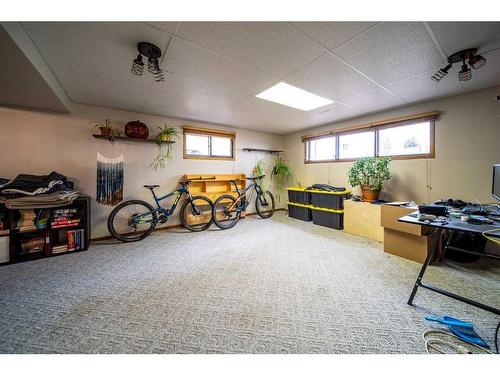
[347,157,391,191]
[152,125,180,170]
[90,118,121,143]
[271,156,294,201]
[150,152,170,171]
[253,159,266,194]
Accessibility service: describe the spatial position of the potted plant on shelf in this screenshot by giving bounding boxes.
[90,118,121,143]
[151,125,180,170]
[347,156,391,202]
[271,156,294,201]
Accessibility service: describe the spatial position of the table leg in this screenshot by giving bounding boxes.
[407,227,442,306]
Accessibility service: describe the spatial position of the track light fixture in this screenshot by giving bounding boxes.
[431,48,486,83]
[131,42,165,83]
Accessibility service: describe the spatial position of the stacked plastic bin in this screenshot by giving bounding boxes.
[286,187,312,221]
[287,187,351,229]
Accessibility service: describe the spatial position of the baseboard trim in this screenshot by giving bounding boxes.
[91,208,286,242]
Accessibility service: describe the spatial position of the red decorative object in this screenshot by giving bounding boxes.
[125,120,149,139]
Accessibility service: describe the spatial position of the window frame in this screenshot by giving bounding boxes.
[183,126,236,161]
[303,113,436,164]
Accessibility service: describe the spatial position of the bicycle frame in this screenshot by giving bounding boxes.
[132,184,192,225]
[228,179,267,212]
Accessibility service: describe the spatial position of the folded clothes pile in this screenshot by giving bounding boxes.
[0,171,79,209]
[2,190,80,209]
[0,171,74,196]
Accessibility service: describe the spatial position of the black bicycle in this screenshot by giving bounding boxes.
[107,180,213,242]
[212,175,275,229]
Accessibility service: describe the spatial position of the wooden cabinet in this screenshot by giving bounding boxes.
[183,174,246,213]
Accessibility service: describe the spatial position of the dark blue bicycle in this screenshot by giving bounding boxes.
[107,180,213,242]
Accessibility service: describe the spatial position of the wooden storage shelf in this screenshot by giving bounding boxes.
[183,174,246,215]
[0,196,91,266]
[242,148,283,153]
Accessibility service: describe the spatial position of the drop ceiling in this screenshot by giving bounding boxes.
[9,22,500,134]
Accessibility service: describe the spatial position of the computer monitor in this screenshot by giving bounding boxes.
[493,164,500,202]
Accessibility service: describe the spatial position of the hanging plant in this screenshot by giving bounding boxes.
[252,159,266,194]
[90,118,121,144]
[271,156,294,201]
[151,125,180,170]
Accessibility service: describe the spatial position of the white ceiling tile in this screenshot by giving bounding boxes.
[460,48,500,92]
[176,22,325,78]
[284,102,359,128]
[430,22,500,56]
[144,22,178,34]
[386,70,465,103]
[341,89,404,114]
[291,22,378,50]
[228,97,303,128]
[334,22,445,85]
[163,37,279,95]
[56,70,148,113]
[23,22,171,61]
[286,54,378,101]
[28,32,154,89]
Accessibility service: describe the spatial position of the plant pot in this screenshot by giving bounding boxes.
[99,127,111,136]
[157,134,171,143]
[361,186,381,202]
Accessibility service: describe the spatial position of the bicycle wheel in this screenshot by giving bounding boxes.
[179,196,214,232]
[107,200,157,242]
[255,191,275,218]
[212,194,242,229]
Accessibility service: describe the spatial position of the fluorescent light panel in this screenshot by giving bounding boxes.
[255,82,333,111]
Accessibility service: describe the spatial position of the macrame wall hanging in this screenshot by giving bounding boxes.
[96,153,124,206]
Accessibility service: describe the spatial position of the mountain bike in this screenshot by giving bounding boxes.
[212,175,275,229]
[107,180,213,242]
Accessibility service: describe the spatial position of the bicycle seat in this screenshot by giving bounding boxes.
[143,184,160,189]
[246,175,265,180]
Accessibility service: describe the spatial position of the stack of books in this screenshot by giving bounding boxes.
[51,244,68,254]
[67,228,85,251]
[51,208,81,229]
[16,210,37,232]
[20,237,45,254]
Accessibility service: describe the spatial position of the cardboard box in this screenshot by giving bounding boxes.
[380,204,430,236]
[384,228,430,263]
[344,200,383,242]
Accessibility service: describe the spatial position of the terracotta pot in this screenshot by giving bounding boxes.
[361,186,381,202]
[99,127,111,136]
[125,120,149,139]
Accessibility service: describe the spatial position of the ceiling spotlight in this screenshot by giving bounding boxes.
[431,48,486,84]
[131,42,165,83]
[131,54,144,76]
[458,61,472,82]
[469,54,487,69]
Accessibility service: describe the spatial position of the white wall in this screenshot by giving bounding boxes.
[0,103,283,238]
[283,86,500,204]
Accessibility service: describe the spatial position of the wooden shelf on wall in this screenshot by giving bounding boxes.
[92,135,175,144]
[242,148,283,153]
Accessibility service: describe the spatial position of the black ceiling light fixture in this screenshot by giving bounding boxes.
[131,42,165,83]
[431,48,486,83]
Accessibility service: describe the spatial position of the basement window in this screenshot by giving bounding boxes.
[183,126,236,161]
[303,113,436,163]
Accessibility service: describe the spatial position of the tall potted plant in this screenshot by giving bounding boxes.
[347,157,391,202]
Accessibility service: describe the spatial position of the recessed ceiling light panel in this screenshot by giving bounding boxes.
[255,82,333,111]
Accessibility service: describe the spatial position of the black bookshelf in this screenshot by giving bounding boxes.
[0,195,91,266]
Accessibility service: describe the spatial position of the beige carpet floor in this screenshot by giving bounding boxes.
[0,211,498,353]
